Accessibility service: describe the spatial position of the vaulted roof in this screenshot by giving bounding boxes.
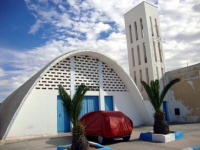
[0,50,150,141]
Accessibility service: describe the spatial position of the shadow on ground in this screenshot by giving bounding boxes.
[45,135,72,148]
[87,137,141,146]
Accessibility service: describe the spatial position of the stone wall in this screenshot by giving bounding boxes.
[166,63,200,122]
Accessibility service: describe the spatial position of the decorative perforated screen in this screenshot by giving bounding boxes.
[35,58,71,90]
[35,55,127,92]
[102,62,128,92]
[74,55,99,91]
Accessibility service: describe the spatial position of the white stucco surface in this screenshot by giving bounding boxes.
[144,100,154,124]
[167,91,199,123]
[124,2,166,100]
[4,50,151,141]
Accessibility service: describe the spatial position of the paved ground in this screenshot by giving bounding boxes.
[0,123,200,150]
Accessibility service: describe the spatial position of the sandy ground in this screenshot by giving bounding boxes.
[0,123,200,150]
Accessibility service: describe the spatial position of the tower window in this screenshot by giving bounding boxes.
[150,17,154,36]
[175,108,180,115]
[158,43,163,62]
[153,41,157,62]
[146,68,149,84]
[137,45,141,65]
[155,19,159,37]
[161,67,164,76]
[134,21,138,41]
[129,25,133,43]
[140,18,144,38]
[140,70,143,91]
[131,48,135,67]
[156,67,159,80]
[134,71,137,85]
[161,67,165,86]
[143,43,147,63]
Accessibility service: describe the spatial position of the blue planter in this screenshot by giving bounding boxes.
[139,132,152,141]
[57,142,111,150]
[174,131,184,140]
[192,145,200,150]
[139,131,184,143]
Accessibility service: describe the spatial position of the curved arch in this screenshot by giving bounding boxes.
[0,50,151,141]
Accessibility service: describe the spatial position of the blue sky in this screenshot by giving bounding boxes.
[0,0,200,102]
[0,0,47,50]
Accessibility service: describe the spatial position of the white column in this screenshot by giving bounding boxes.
[70,56,75,99]
[98,60,105,110]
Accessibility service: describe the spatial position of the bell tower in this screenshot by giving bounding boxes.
[124,1,166,100]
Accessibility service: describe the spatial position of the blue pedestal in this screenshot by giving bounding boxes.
[139,131,184,143]
[57,142,111,150]
[139,132,152,141]
[192,145,200,150]
[174,131,184,140]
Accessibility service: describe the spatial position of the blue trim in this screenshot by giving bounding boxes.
[104,96,114,111]
[174,131,184,140]
[57,143,111,150]
[163,101,169,122]
[57,145,70,150]
[57,96,70,133]
[192,145,200,150]
[80,96,99,118]
[139,132,152,141]
[139,131,184,142]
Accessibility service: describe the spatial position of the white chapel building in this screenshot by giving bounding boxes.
[0,2,165,141]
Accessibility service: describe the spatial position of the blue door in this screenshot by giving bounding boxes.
[163,101,169,122]
[57,96,70,132]
[80,96,99,118]
[105,96,114,111]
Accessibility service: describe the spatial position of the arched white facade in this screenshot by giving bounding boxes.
[1,50,151,141]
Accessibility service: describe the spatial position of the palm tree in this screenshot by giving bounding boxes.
[58,84,89,150]
[141,78,180,134]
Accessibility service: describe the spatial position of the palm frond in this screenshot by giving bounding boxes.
[150,80,160,112]
[160,78,180,103]
[71,84,88,126]
[141,80,159,112]
[154,80,161,109]
[58,84,88,126]
[58,85,72,121]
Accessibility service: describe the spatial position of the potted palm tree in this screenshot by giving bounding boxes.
[58,84,89,150]
[139,78,183,143]
[141,78,180,134]
[57,84,111,150]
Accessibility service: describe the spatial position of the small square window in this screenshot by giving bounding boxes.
[175,108,180,115]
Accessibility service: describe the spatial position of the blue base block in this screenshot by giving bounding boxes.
[139,131,184,143]
[57,143,111,150]
[139,132,152,141]
[192,145,200,150]
[57,145,69,150]
[174,131,184,140]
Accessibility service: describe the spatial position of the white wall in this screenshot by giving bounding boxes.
[104,91,144,126]
[167,91,199,123]
[6,90,58,140]
[6,90,147,140]
[5,50,151,141]
[144,100,154,124]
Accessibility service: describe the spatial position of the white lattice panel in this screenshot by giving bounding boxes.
[35,55,128,92]
[74,55,99,91]
[102,63,128,91]
[35,58,71,90]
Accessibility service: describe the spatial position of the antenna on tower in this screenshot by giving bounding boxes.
[186,59,189,67]
[159,37,166,43]
[152,36,166,43]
